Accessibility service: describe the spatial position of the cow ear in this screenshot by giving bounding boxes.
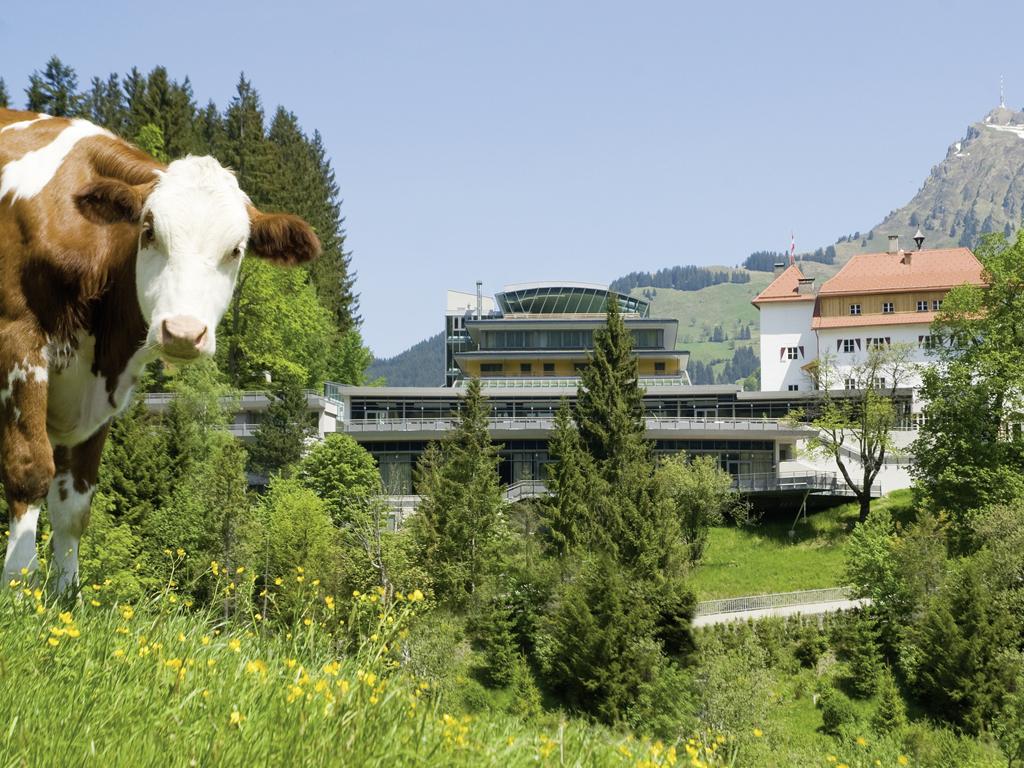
[247,209,321,265]
[74,179,151,225]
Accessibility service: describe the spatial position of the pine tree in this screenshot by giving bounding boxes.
[248,378,314,478]
[576,296,646,465]
[0,78,9,109]
[221,74,275,206]
[841,608,883,698]
[872,666,907,733]
[541,401,594,556]
[411,378,504,604]
[25,55,82,115]
[81,74,126,133]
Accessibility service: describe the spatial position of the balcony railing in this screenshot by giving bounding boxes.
[342,415,806,434]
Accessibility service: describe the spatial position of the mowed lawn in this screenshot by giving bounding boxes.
[690,490,914,600]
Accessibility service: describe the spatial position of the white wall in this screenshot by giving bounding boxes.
[816,324,935,404]
[759,301,818,391]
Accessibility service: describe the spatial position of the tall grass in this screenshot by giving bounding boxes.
[0,578,722,768]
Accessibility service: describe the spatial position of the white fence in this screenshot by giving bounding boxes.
[694,587,853,617]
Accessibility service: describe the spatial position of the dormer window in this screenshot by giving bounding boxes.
[849,303,861,316]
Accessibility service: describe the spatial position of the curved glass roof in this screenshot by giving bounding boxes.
[495,283,649,317]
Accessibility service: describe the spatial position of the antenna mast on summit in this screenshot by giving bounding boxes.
[1001,75,1006,109]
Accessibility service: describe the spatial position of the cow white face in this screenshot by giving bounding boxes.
[136,158,249,360]
[74,154,320,362]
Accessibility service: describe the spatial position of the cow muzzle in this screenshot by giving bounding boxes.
[159,316,209,360]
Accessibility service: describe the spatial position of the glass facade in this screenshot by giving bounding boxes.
[477,328,663,351]
[495,286,648,316]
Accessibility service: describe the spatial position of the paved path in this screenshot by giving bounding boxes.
[693,598,869,627]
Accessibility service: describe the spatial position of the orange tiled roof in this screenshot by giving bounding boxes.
[811,311,938,330]
[752,264,816,304]
[817,248,984,296]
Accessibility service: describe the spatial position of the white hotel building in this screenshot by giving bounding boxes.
[754,239,985,403]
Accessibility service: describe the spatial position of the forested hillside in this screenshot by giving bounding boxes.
[368,332,444,386]
[1,57,370,390]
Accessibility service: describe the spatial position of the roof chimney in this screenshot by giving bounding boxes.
[475,281,483,319]
[796,277,816,295]
[901,251,912,266]
[773,261,787,275]
[887,234,899,254]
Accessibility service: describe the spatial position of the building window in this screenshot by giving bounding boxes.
[654,361,666,372]
[866,337,891,348]
[844,378,857,390]
[786,346,799,360]
[480,363,503,373]
[543,362,555,374]
[842,339,856,353]
[849,303,861,316]
[519,363,532,373]
[874,377,887,389]
[882,301,894,314]
[932,299,943,311]
[917,300,928,312]
[573,362,588,372]
[787,384,799,391]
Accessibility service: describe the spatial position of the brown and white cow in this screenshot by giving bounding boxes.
[0,108,320,592]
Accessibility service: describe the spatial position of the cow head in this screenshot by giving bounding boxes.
[74,155,320,362]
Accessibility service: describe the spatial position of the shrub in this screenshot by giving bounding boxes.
[819,687,857,736]
[794,621,828,669]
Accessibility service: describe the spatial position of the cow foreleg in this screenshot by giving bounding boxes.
[0,344,53,586]
[48,427,109,595]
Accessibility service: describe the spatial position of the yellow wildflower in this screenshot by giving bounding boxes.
[752,727,763,738]
[856,737,867,747]
[274,577,283,586]
[90,599,101,607]
[113,648,125,658]
[47,637,59,647]
[228,638,241,653]
[229,709,245,727]
[120,606,134,621]
[897,758,908,767]
[409,589,424,603]
[176,548,185,558]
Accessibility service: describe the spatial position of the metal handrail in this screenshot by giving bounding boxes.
[342,415,796,432]
[694,587,853,617]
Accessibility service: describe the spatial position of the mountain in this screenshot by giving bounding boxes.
[367,332,444,387]
[835,105,1024,260]
[371,105,1024,388]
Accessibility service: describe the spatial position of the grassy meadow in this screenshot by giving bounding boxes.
[0,579,728,768]
[690,491,915,600]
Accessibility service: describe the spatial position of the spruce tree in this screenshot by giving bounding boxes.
[81,74,126,133]
[872,666,907,733]
[411,378,504,604]
[25,56,82,116]
[576,296,646,464]
[541,400,594,556]
[0,78,8,109]
[248,378,314,478]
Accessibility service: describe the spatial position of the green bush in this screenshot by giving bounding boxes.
[793,621,828,669]
[819,686,857,736]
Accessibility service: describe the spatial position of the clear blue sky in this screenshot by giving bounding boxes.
[3,1,1021,357]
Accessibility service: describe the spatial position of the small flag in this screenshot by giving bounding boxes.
[789,232,796,264]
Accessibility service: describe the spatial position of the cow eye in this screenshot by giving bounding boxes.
[141,223,155,246]
[231,246,243,259]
